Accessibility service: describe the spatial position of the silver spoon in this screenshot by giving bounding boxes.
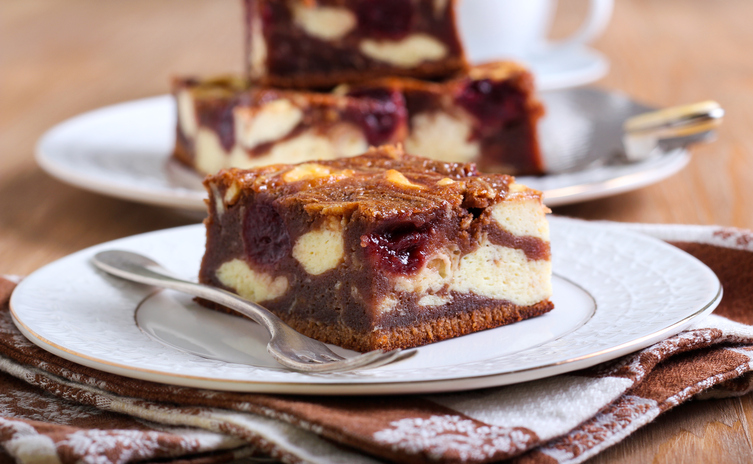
[92,250,415,373]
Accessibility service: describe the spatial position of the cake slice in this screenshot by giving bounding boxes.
[245,0,467,88]
[342,62,546,175]
[173,76,407,176]
[199,145,553,352]
[174,62,544,178]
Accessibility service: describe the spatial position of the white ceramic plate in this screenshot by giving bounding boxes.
[35,88,691,213]
[10,217,721,395]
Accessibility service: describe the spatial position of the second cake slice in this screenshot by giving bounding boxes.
[174,62,545,177]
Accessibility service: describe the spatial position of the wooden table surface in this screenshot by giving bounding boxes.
[2,1,752,462]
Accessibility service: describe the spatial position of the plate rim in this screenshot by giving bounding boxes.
[34,95,206,210]
[533,148,691,206]
[9,218,722,395]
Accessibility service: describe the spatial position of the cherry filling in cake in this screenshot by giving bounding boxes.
[450,76,542,174]
[343,88,407,145]
[361,220,433,274]
[455,79,527,135]
[199,146,553,351]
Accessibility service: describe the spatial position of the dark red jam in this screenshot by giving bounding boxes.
[243,201,291,266]
[455,79,526,133]
[361,222,431,274]
[356,0,415,40]
[345,88,407,146]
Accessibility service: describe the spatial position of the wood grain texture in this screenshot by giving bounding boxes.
[1,0,752,462]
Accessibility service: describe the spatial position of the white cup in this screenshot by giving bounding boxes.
[458,0,614,63]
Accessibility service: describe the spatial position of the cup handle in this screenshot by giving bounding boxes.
[552,0,614,49]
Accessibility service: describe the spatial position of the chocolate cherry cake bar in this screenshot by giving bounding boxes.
[244,0,467,88]
[173,76,407,176]
[174,62,544,177]
[199,145,553,351]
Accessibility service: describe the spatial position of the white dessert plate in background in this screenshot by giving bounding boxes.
[35,87,691,213]
[9,217,721,395]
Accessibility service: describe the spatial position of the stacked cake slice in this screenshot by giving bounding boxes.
[244,0,467,88]
[173,0,547,177]
[174,63,545,176]
[181,0,554,351]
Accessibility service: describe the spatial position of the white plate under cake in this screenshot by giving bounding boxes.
[10,217,720,395]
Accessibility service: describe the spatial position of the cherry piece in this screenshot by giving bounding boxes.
[356,0,415,40]
[362,222,431,274]
[455,79,526,131]
[346,88,407,146]
[243,201,291,266]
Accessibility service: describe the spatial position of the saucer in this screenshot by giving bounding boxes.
[511,46,608,91]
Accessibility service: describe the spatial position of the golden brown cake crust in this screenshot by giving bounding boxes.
[206,145,544,221]
[290,299,555,351]
[200,298,554,352]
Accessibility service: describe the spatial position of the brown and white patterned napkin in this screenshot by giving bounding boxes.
[2,221,753,464]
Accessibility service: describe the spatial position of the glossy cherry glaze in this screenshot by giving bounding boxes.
[361,222,432,274]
